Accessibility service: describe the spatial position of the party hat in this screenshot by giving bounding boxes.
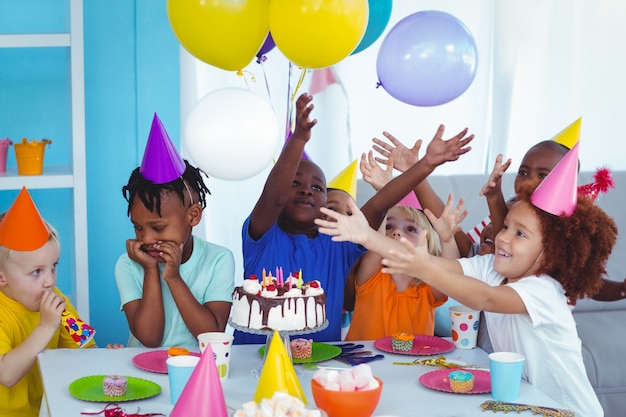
[170,343,229,417]
[254,330,307,404]
[578,167,614,202]
[530,142,579,216]
[395,191,422,210]
[139,113,186,184]
[0,187,50,251]
[551,117,581,149]
[328,159,358,200]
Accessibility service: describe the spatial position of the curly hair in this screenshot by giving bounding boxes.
[516,184,617,304]
[122,159,210,217]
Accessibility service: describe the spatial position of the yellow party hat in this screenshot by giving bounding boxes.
[328,159,358,200]
[254,330,307,404]
[551,117,581,149]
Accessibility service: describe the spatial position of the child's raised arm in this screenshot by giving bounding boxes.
[479,154,512,237]
[248,93,317,240]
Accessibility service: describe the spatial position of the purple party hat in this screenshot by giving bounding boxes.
[140,113,186,184]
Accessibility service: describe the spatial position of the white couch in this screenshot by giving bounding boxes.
[356,171,626,417]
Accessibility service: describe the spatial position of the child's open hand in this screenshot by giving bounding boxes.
[291,93,317,143]
[480,154,512,197]
[316,199,369,245]
[39,290,65,330]
[372,131,421,173]
[422,125,474,169]
[425,194,468,243]
[360,150,393,192]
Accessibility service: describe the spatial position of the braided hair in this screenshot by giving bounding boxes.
[122,160,210,217]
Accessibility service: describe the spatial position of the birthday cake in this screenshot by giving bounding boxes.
[231,270,326,332]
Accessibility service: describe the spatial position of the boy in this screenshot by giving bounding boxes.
[0,187,95,417]
[115,114,234,347]
[236,93,473,343]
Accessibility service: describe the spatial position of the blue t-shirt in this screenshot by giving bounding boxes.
[236,216,365,344]
[115,235,235,347]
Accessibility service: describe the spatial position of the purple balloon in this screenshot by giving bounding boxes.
[256,32,276,58]
[376,11,478,107]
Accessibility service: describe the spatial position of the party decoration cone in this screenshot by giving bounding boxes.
[140,113,185,184]
[396,191,422,210]
[0,187,50,251]
[578,167,614,202]
[551,117,581,149]
[61,310,96,348]
[254,330,307,404]
[530,142,579,216]
[170,343,228,417]
[328,160,358,200]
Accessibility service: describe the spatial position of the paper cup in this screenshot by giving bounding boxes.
[197,332,234,379]
[61,310,96,348]
[166,355,200,405]
[489,351,525,401]
[449,305,479,349]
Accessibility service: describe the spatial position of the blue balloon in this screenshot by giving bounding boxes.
[351,0,393,55]
[376,10,478,106]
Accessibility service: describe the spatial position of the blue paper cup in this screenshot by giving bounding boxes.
[489,351,525,401]
[166,355,200,404]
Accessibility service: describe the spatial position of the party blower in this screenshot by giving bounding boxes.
[61,309,96,348]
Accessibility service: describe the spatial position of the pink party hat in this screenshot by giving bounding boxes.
[140,113,186,184]
[551,117,581,149]
[170,343,228,417]
[254,330,307,403]
[328,159,358,200]
[0,187,50,251]
[530,142,579,216]
[395,191,422,210]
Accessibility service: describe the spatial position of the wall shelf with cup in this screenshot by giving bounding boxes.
[0,0,89,319]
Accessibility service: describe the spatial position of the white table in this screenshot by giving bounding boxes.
[38,341,565,417]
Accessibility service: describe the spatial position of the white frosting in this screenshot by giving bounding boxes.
[261,288,278,298]
[242,280,262,294]
[284,288,303,297]
[232,392,322,417]
[304,282,324,296]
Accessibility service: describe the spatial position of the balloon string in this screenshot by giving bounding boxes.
[260,61,273,109]
[284,62,294,141]
[236,70,256,90]
[290,67,308,102]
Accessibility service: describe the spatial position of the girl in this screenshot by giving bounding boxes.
[318,200,461,341]
[373,186,615,417]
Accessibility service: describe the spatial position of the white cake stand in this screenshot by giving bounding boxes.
[229,319,329,379]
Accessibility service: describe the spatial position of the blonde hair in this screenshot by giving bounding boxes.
[0,213,60,265]
[387,205,441,287]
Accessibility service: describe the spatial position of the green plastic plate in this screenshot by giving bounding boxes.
[259,342,342,364]
[68,375,161,402]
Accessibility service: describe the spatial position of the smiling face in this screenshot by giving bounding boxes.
[129,190,200,263]
[0,239,60,311]
[494,201,544,280]
[279,159,327,235]
[514,141,568,194]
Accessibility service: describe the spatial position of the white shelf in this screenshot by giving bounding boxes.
[0,33,71,48]
[0,166,74,190]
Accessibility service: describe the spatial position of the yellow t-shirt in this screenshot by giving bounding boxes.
[346,268,447,341]
[0,288,95,417]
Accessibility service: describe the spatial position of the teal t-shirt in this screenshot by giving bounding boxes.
[115,235,235,347]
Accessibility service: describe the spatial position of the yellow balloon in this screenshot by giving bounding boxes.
[167,0,270,72]
[269,0,369,69]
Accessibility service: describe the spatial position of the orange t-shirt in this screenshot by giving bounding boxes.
[345,268,447,341]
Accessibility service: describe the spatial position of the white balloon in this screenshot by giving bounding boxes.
[185,88,280,180]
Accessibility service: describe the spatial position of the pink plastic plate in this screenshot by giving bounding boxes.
[419,369,491,394]
[132,350,200,374]
[373,334,455,356]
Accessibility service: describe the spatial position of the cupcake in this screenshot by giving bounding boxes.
[391,332,414,351]
[167,346,189,357]
[448,370,474,392]
[103,375,127,397]
[290,338,313,359]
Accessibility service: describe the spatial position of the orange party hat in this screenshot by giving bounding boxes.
[170,343,228,417]
[395,191,422,210]
[551,117,581,149]
[530,142,579,216]
[254,330,307,404]
[0,187,50,251]
[328,159,358,200]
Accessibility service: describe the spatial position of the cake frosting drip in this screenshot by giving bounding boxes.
[231,277,326,331]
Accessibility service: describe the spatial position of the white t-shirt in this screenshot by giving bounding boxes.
[115,235,235,347]
[458,254,603,417]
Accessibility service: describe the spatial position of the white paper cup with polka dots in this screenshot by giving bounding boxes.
[449,305,480,349]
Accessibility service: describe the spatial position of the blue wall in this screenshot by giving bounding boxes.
[0,1,179,346]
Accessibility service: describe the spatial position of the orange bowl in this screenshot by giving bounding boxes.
[311,376,383,417]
